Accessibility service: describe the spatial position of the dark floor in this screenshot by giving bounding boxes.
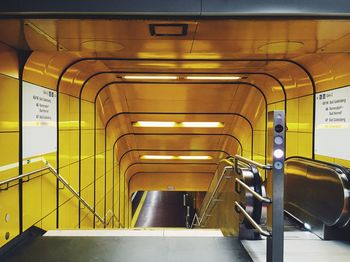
[2,236,252,262]
[135,191,186,227]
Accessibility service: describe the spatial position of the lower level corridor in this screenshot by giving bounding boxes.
[134,191,186,228]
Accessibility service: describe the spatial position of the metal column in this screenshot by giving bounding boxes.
[266,110,285,262]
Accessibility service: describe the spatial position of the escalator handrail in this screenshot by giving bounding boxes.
[285,155,350,227]
[285,156,350,179]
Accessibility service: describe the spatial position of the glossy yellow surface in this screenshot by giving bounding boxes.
[1,17,350,244]
[0,44,19,246]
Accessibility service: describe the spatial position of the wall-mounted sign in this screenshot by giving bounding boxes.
[22,82,57,158]
[315,86,350,160]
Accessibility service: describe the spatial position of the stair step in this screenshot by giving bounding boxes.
[44,229,224,237]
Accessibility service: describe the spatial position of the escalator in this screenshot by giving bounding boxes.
[285,156,350,240]
[194,155,350,240]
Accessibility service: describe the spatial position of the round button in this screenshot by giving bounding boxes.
[275,124,284,133]
[274,149,284,158]
[274,136,283,145]
[274,161,283,170]
[276,114,283,124]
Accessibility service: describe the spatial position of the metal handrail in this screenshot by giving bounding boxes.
[235,154,272,170]
[286,156,350,176]
[235,178,271,203]
[233,156,273,237]
[0,167,49,188]
[105,209,124,228]
[191,154,273,238]
[0,163,111,227]
[191,158,235,228]
[234,201,271,237]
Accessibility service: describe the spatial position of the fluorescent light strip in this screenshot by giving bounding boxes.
[123,75,178,80]
[133,121,176,127]
[140,155,175,160]
[122,75,241,80]
[140,155,213,160]
[185,76,241,80]
[181,122,224,128]
[133,121,224,128]
[177,156,213,160]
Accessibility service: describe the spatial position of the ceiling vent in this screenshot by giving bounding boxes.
[149,24,188,37]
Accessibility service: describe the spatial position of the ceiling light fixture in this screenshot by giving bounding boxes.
[133,121,224,128]
[185,76,241,80]
[123,75,178,80]
[140,155,213,160]
[133,121,176,127]
[177,156,213,160]
[181,122,224,128]
[140,155,175,160]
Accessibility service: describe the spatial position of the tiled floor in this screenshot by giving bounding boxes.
[242,231,350,262]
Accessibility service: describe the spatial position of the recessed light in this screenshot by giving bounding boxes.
[177,156,213,160]
[133,121,176,127]
[181,122,224,128]
[140,155,213,160]
[185,76,241,80]
[140,155,175,160]
[123,75,178,80]
[133,121,224,128]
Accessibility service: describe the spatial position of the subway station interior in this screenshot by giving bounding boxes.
[1,1,350,261]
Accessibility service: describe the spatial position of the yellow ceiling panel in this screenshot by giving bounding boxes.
[120,83,238,101]
[26,19,198,40]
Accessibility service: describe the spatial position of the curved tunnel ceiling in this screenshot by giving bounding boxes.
[12,17,350,195]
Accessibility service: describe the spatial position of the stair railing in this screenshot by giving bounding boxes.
[0,162,116,228]
[190,158,235,228]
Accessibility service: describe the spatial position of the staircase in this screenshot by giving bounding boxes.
[1,228,252,262]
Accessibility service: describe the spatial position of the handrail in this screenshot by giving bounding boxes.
[233,156,273,237]
[0,167,49,188]
[234,201,271,237]
[286,156,350,177]
[191,158,235,228]
[0,163,112,227]
[191,154,273,238]
[105,209,124,228]
[235,154,272,170]
[235,178,271,203]
[285,156,350,228]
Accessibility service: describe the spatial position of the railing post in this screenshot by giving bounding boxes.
[266,111,285,262]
